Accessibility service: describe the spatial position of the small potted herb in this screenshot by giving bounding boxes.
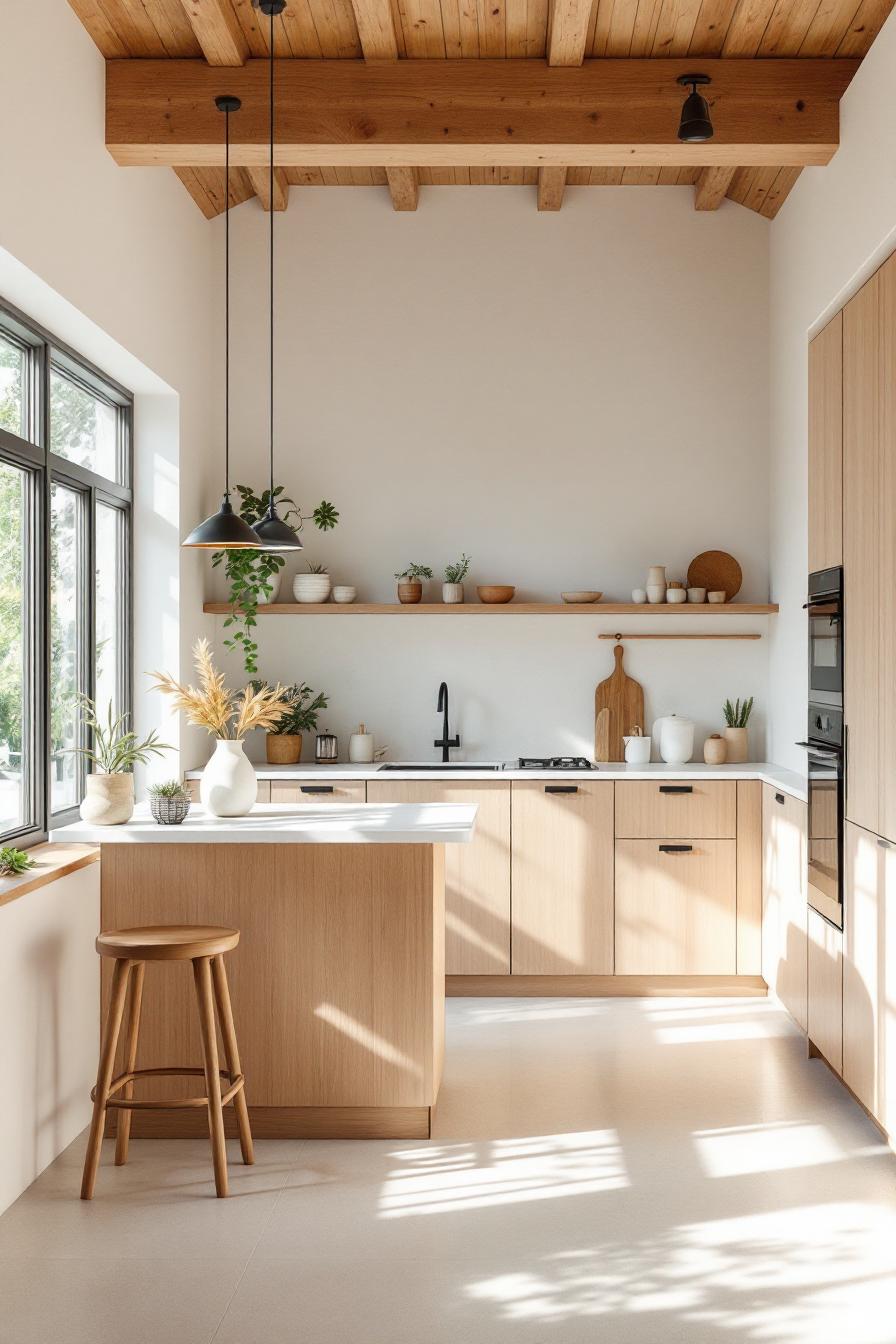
[69,698,171,826]
[147,780,192,826]
[395,564,432,605]
[258,681,329,764]
[442,555,471,605]
[0,846,37,878]
[723,697,754,764]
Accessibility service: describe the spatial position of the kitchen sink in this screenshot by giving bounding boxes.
[377,762,504,771]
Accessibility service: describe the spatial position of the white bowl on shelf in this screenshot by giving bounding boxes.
[332,585,357,604]
[293,573,331,604]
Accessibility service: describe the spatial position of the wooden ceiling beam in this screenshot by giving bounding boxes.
[178,0,249,64]
[537,165,567,209]
[246,166,290,209]
[385,167,419,210]
[694,165,736,210]
[106,57,858,169]
[349,0,401,58]
[547,0,596,65]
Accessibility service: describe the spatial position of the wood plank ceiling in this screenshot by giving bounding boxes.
[69,0,893,218]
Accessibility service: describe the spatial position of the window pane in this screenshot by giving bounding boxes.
[51,483,86,813]
[0,461,30,834]
[95,502,126,722]
[0,334,26,439]
[50,367,119,481]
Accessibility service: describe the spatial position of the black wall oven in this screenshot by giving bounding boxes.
[806,565,843,706]
[801,567,845,930]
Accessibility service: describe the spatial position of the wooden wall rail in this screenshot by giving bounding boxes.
[106,58,858,168]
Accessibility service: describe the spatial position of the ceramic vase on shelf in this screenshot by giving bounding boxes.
[200,739,257,817]
[724,726,749,764]
[80,773,134,825]
[704,734,728,765]
[442,582,464,604]
[293,572,331,604]
[398,581,423,605]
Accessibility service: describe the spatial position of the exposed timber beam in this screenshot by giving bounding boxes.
[537,166,567,210]
[106,58,858,169]
[178,0,249,65]
[385,167,419,210]
[694,166,737,210]
[547,0,595,66]
[349,0,400,59]
[247,166,290,210]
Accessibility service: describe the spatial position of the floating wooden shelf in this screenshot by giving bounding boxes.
[203,601,779,617]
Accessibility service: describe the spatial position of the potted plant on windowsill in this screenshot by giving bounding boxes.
[723,696,754,764]
[253,681,329,764]
[150,639,294,817]
[395,564,433,605]
[442,554,471,604]
[0,846,37,878]
[69,698,171,825]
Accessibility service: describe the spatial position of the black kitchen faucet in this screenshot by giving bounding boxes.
[434,682,460,762]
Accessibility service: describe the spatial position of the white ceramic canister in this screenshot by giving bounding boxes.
[652,715,695,765]
[647,584,667,605]
[647,566,666,587]
[200,739,257,817]
[349,724,375,763]
[632,588,647,604]
[666,588,687,604]
[623,734,652,765]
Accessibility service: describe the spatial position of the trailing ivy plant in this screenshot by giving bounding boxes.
[212,486,339,676]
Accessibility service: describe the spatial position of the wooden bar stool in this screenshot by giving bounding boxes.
[81,925,254,1200]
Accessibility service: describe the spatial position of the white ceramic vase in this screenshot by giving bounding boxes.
[292,573,331,604]
[257,572,281,605]
[80,773,135,825]
[653,715,695,764]
[647,584,667,605]
[200,739,257,817]
[442,582,464,604]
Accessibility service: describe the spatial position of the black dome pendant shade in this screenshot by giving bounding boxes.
[252,0,303,551]
[184,95,261,549]
[677,74,713,143]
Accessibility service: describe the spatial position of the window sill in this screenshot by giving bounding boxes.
[0,843,99,910]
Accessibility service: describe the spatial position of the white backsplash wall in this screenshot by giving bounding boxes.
[201,187,771,763]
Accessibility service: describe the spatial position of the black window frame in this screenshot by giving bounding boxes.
[0,296,133,847]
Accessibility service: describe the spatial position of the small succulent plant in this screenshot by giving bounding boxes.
[0,846,37,878]
[147,780,190,800]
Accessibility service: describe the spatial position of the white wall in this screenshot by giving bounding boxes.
[0,868,100,1215]
[206,187,772,761]
[768,10,896,771]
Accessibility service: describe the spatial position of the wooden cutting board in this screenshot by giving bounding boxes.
[594,644,644,762]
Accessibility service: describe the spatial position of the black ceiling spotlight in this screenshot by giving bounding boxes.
[677,74,713,143]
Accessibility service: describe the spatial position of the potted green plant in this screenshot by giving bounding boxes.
[147,779,192,826]
[212,487,338,676]
[256,681,329,764]
[723,696,754,764]
[395,564,432,605]
[0,846,36,878]
[442,554,471,605]
[293,561,332,605]
[69,698,171,825]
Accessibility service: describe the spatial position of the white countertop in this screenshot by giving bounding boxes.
[185,760,807,802]
[53,802,478,845]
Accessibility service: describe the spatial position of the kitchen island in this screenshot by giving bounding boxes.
[55,802,476,1139]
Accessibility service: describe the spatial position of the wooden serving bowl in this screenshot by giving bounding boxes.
[477,585,516,604]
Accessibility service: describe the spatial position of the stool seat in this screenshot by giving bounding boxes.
[96,925,240,961]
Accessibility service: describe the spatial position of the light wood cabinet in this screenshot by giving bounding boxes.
[615,780,736,839]
[511,781,614,974]
[368,780,511,975]
[762,784,808,1030]
[271,780,366,804]
[808,311,843,572]
[842,821,890,1120]
[807,906,843,1073]
[880,256,896,844]
[184,778,271,803]
[615,840,736,974]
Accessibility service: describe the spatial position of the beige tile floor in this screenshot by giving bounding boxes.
[1,996,895,1343]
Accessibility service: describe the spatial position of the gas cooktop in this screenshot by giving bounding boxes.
[513,757,595,770]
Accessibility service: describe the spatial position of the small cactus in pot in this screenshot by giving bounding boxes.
[147,780,192,826]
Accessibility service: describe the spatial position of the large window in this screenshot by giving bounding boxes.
[0,302,132,845]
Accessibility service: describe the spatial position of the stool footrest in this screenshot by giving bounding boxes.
[91,1066,245,1112]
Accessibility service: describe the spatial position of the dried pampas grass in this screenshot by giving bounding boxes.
[149,639,292,740]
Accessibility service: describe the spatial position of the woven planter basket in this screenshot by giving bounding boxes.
[150,795,191,826]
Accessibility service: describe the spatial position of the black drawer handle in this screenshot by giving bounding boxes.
[775,792,785,805]
[545,785,578,794]
[659,785,693,795]
[301,786,334,795]
[659,844,693,853]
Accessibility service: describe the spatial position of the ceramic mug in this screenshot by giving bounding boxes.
[707,590,726,604]
[623,735,652,765]
[666,588,687,604]
[632,588,647,604]
[687,587,706,603]
[647,584,666,605]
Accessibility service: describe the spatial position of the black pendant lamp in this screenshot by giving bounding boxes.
[183,96,261,550]
[251,0,303,552]
[677,74,713,143]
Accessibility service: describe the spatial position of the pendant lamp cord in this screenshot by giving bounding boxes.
[269,5,275,508]
[224,100,231,501]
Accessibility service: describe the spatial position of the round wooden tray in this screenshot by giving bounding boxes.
[687,550,742,601]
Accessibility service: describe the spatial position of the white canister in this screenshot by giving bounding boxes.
[200,739,257,817]
[653,715,695,765]
[647,584,667,605]
[647,566,666,587]
[666,588,687,604]
[623,735,652,765]
[349,724,375,764]
[632,588,647,604]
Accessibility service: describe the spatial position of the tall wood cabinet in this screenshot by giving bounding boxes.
[762,784,808,1030]
[808,311,843,573]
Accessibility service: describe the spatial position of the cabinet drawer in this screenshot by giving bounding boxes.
[271,780,366,804]
[615,839,737,974]
[185,778,271,803]
[615,780,736,838]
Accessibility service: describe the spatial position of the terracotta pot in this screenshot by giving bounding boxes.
[398,581,423,604]
[703,734,728,766]
[80,773,135,825]
[724,726,749,764]
[266,733,303,765]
